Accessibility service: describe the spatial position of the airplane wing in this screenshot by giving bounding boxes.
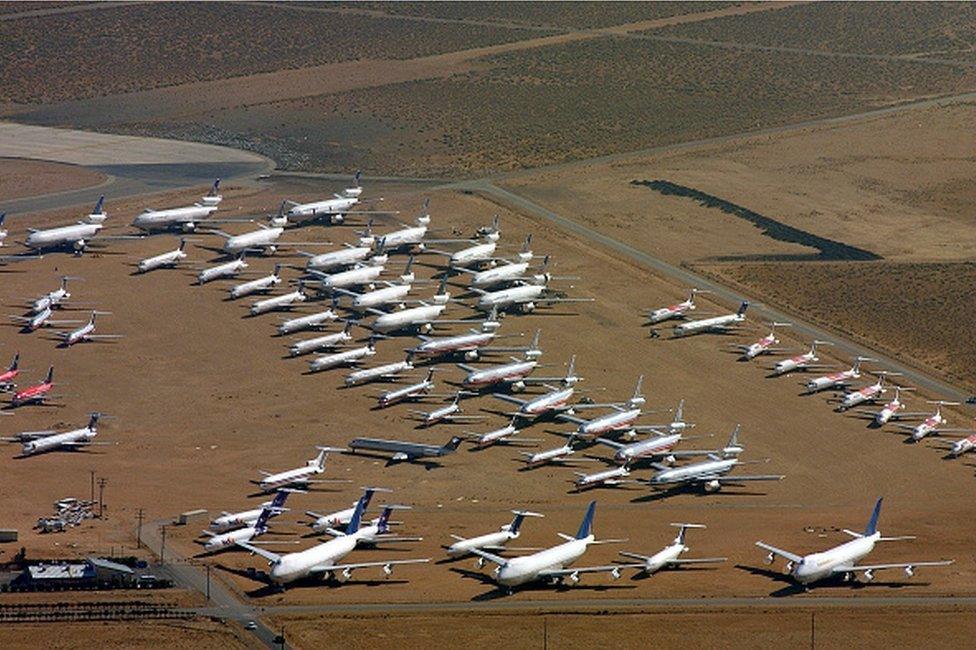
[87,334,124,339]
[4,430,57,440]
[710,474,784,483]
[553,413,586,425]
[308,558,430,575]
[755,541,803,564]
[236,540,282,563]
[833,560,953,574]
[491,393,528,407]
[664,557,727,565]
[538,564,631,578]
[468,547,509,567]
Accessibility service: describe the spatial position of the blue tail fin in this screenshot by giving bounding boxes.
[737,300,750,316]
[510,512,528,535]
[210,179,221,195]
[93,196,104,214]
[377,506,393,533]
[255,491,287,531]
[864,497,883,536]
[346,494,368,534]
[0,212,5,226]
[575,501,596,539]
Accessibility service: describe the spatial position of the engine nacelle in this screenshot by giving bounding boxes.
[704,479,721,493]
[518,301,536,314]
[785,560,795,573]
[415,242,427,252]
[464,350,479,361]
[391,452,408,461]
[525,349,543,361]
[419,323,433,334]
[433,293,450,305]
[359,236,376,248]
[400,273,415,283]
[862,569,875,583]
[664,454,677,465]
[332,214,345,224]
[269,216,288,228]
[568,571,580,585]
[264,245,278,256]
[182,221,196,232]
[511,380,526,393]
[610,567,621,581]
[904,565,915,578]
[73,239,87,252]
[339,568,353,582]
[476,557,486,569]
[382,563,393,578]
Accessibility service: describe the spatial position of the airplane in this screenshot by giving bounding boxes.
[445,510,544,558]
[333,261,416,312]
[197,252,248,284]
[357,201,431,251]
[364,279,459,334]
[200,491,289,554]
[471,281,591,314]
[466,417,541,449]
[30,276,77,313]
[10,306,85,333]
[409,391,485,427]
[307,263,388,293]
[23,197,108,254]
[492,356,592,420]
[0,353,19,392]
[445,232,499,269]
[645,288,708,325]
[895,401,975,442]
[347,435,464,463]
[646,426,784,493]
[319,503,423,546]
[237,494,429,586]
[851,386,924,426]
[458,332,550,392]
[640,399,695,436]
[594,430,718,466]
[277,308,339,336]
[458,247,544,290]
[4,412,109,457]
[554,376,651,439]
[804,357,874,394]
[209,495,290,533]
[771,340,833,375]
[9,366,55,407]
[344,355,414,387]
[836,372,899,412]
[736,322,790,360]
[301,240,386,273]
[56,311,123,347]
[131,180,222,232]
[406,308,509,361]
[250,284,307,316]
[572,463,633,491]
[672,301,749,337]
[519,436,595,469]
[137,238,190,273]
[376,368,437,408]
[305,487,390,534]
[229,264,283,299]
[468,501,631,590]
[307,339,376,373]
[279,171,373,225]
[617,524,726,576]
[945,433,976,458]
[254,446,344,492]
[289,321,355,357]
[756,497,953,587]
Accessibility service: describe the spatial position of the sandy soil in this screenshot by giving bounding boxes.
[0,158,105,201]
[0,179,972,617]
[0,619,251,649]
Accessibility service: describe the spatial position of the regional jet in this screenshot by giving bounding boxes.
[672,301,749,337]
[254,446,344,492]
[445,510,544,559]
[347,435,464,463]
[617,524,726,576]
[645,288,709,325]
[4,412,110,457]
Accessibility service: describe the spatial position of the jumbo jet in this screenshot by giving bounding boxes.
[347,435,464,463]
[367,286,457,334]
[57,311,123,347]
[617,524,726,576]
[200,491,288,554]
[209,496,290,533]
[5,412,109,457]
[804,357,874,394]
[468,501,630,590]
[9,366,55,407]
[0,353,20,392]
[333,259,415,311]
[672,301,749,337]
[131,180,222,232]
[24,197,108,253]
[896,401,974,442]
[736,322,790,360]
[137,239,190,273]
[458,245,543,290]
[771,340,833,375]
[756,497,953,587]
[305,487,389,534]
[279,171,371,225]
[237,495,429,586]
[445,510,544,559]
[645,289,708,325]
[254,446,343,492]
[836,372,899,412]
[428,216,501,268]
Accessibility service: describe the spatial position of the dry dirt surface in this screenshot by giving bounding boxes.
[0,158,106,201]
[0,619,250,649]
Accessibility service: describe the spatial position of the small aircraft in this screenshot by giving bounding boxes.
[305,487,390,534]
[756,497,953,587]
[5,412,109,457]
[376,368,436,408]
[0,353,19,392]
[895,401,974,442]
[465,417,541,449]
[277,308,339,336]
[200,491,288,554]
[945,433,976,458]
[467,501,630,590]
[9,366,55,407]
[645,288,708,325]
[347,435,463,463]
[289,321,355,357]
[307,339,376,373]
[10,306,84,333]
[229,264,283,299]
[736,322,790,360]
[24,197,108,254]
[209,496,290,533]
[836,372,899,412]
[254,446,344,492]
[137,239,191,273]
[445,510,544,559]
[409,391,485,427]
[197,252,248,284]
[56,311,123,347]
[771,340,833,375]
[237,495,429,586]
[617,524,726,576]
[672,301,749,337]
[131,180,222,232]
[804,357,874,394]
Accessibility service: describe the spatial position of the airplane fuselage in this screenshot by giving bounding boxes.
[277,310,337,335]
[496,537,591,586]
[21,428,96,456]
[464,360,536,388]
[25,223,102,251]
[132,205,216,232]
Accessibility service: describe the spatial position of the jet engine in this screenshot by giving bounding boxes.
[704,479,721,492]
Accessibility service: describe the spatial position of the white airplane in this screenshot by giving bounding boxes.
[334,260,415,310]
[852,386,923,426]
[277,308,339,336]
[375,368,439,408]
[197,252,248,284]
[572,463,633,491]
[200,491,288,554]
[836,372,899,412]
[347,435,464,463]
[646,426,783,493]
[804,357,874,394]
[57,311,123,347]
[30,276,77,313]
[358,202,430,251]
[229,264,283,299]
[4,412,109,457]
[428,216,501,268]
[458,333,549,392]
[344,355,414,387]
[11,306,84,333]
[131,180,221,232]
[209,495,290,533]
[301,241,385,273]
[757,498,953,587]
[137,239,190,273]
[24,196,108,253]
[238,494,429,586]
[492,356,590,420]
[595,431,715,466]
[472,282,590,314]
[772,340,833,375]
[305,487,389,534]
[308,340,376,373]
[254,446,343,492]
[520,436,594,469]
[736,322,790,360]
[410,391,485,427]
[645,288,708,325]
[445,510,544,558]
[946,433,976,458]
[555,376,650,439]
[466,417,541,449]
[250,284,308,316]
[289,321,355,357]
[307,263,388,292]
[459,245,542,289]
[896,401,974,442]
[672,301,749,337]
[468,501,630,590]
[407,309,512,362]
[617,524,726,576]
[279,171,367,225]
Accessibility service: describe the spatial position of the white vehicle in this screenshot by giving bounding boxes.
[459,332,546,391]
[250,285,307,316]
[520,436,593,469]
[572,463,632,491]
[197,252,248,284]
[805,357,874,394]
[757,498,953,586]
[210,496,289,533]
[469,501,631,590]
[946,433,976,458]
[853,386,922,426]
[277,308,339,335]
[289,321,355,357]
[57,311,123,347]
[237,495,429,586]
[308,264,387,292]
[6,413,109,457]
[617,524,726,575]
[30,276,76,313]
[555,376,648,439]
[466,417,540,449]
[672,301,748,337]
[645,289,707,325]
[376,368,436,408]
[445,510,544,558]
[305,487,389,534]
[308,340,376,373]
[736,322,790,360]
[255,446,342,492]
[410,391,484,427]
[772,340,833,375]
[137,239,190,273]
[11,306,83,333]
[200,491,288,553]
[24,197,107,253]
[131,180,221,232]
[280,171,365,225]
[344,355,414,387]
[229,264,282,299]
[895,401,974,442]
[837,372,899,412]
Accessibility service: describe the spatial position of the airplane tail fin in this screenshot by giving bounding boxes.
[377,505,393,534]
[44,366,54,384]
[564,355,576,385]
[425,367,435,383]
[346,494,368,535]
[436,274,447,296]
[575,500,597,540]
[404,254,415,276]
[672,522,704,546]
[526,329,541,358]
[521,233,532,253]
[443,436,464,453]
[674,398,685,423]
[87,412,101,430]
[354,169,362,187]
[509,509,542,535]
[178,238,188,252]
[93,195,105,215]
[312,448,327,470]
[0,212,5,227]
[209,179,221,196]
[737,300,749,316]
[727,424,740,451]
[7,352,18,372]
[255,491,289,531]
[864,497,883,536]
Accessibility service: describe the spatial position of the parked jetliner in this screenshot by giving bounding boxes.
[376,368,436,408]
[289,321,355,357]
[10,366,55,407]
[946,433,976,458]
[445,510,544,558]
[336,278,414,312]
[804,357,874,394]
[24,197,107,253]
[772,340,833,375]
[237,495,429,586]
[572,463,633,491]
[756,498,953,586]
[520,437,594,469]
[617,524,726,576]
[469,501,630,590]
[460,247,543,289]
[308,340,376,373]
[210,496,290,533]
[0,353,19,392]
[407,309,505,361]
[472,282,590,314]
[305,487,389,533]
[197,252,248,284]
[250,285,307,316]
[344,355,414,387]
[458,333,550,392]
[280,171,368,225]
[11,307,83,333]
[595,432,706,465]
[347,435,464,463]
[645,289,708,325]
[737,322,790,360]
[852,386,923,426]
[277,308,339,335]
[555,376,648,439]
[672,301,748,337]
[308,263,388,292]
[410,391,485,427]
[6,412,109,456]
[492,357,587,419]
[200,491,288,553]
[255,446,343,492]
[0,213,6,247]
[358,203,430,251]
[837,373,899,412]
[30,276,76,313]
[466,417,540,449]
[229,264,282,299]
[131,180,221,232]
[302,242,385,272]
[137,239,190,273]
[57,311,123,347]
[896,401,974,442]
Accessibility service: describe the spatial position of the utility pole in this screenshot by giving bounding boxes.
[97,477,108,518]
[206,564,211,603]
[89,470,95,503]
[160,525,167,565]
[136,509,144,549]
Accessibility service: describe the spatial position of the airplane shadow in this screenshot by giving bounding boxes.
[451,567,637,601]
[735,564,931,597]
[630,487,768,503]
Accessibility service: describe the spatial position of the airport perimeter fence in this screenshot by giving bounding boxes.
[0,600,189,623]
